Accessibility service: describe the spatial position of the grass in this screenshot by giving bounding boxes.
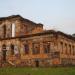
[0,67,75,75]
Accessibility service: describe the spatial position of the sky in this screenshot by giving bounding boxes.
[0,0,75,34]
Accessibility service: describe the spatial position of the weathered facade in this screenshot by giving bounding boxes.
[0,15,75,67]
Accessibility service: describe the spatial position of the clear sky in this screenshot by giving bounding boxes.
[0,0,75,34]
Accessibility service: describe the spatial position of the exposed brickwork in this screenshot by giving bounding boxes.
[0,15,75,67]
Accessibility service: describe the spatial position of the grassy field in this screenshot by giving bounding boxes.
[0,67,75,75]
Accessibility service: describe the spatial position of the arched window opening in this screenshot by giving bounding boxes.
[32,43,40,54]
[11,44,14,55]
[2,44,6,50]
[60,42,63,54]
[3,25,6,38]
[2,44,7,61]
[12,23,15,37]
[24,44,29,54]
[43,42,51,53]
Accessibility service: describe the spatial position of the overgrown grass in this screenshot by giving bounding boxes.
[0,67,75,75]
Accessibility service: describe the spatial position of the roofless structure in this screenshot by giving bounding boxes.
[0,15,75,67]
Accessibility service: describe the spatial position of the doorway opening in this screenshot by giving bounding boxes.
[35,60,39,67]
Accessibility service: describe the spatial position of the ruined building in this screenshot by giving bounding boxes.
[0,15,75,67]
